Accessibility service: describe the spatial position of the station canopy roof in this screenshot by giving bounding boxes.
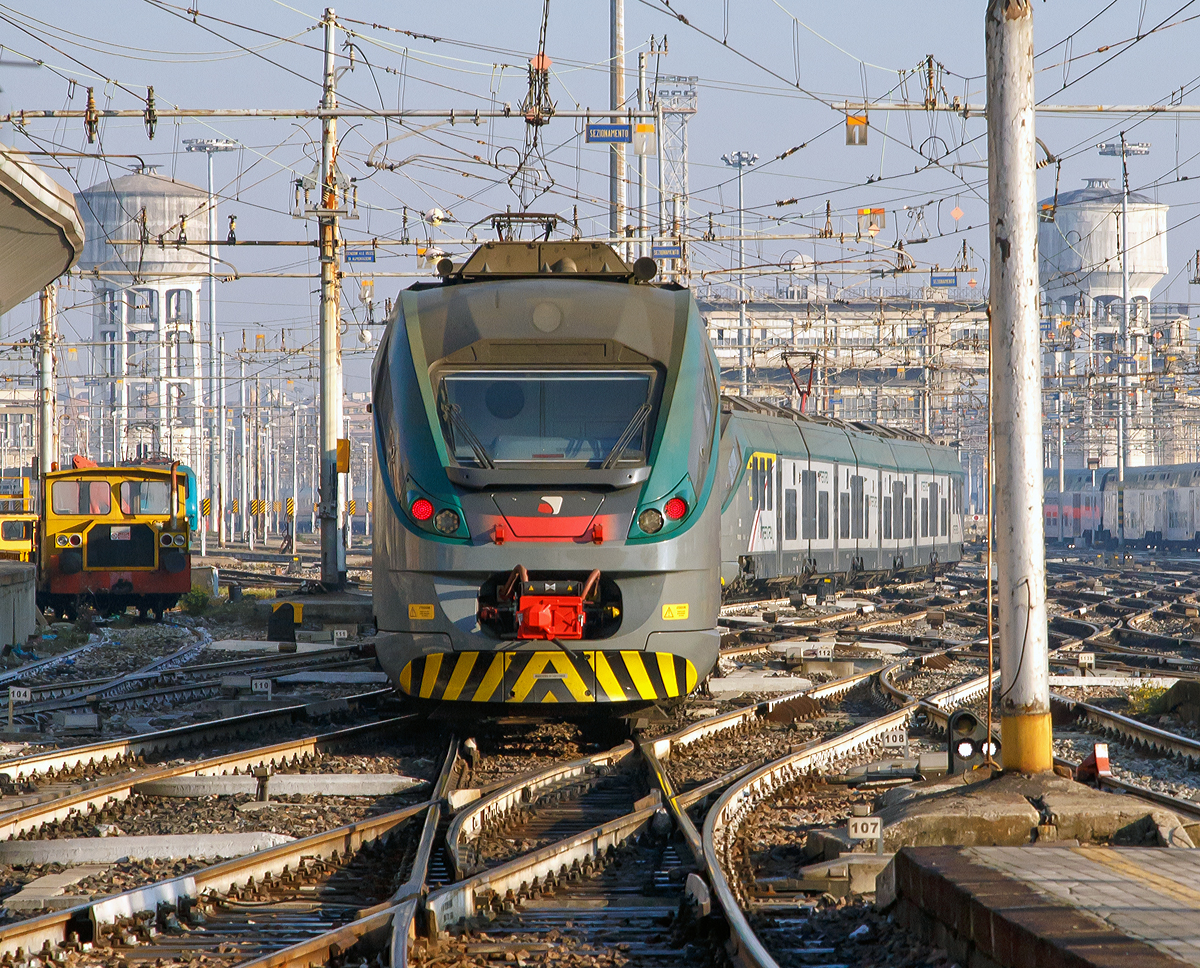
[0,147,84,314]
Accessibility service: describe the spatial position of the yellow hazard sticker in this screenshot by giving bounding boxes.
[662,603,689,621]
[408,604,435,620]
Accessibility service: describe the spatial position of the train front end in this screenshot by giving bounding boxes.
[372,241,721,711]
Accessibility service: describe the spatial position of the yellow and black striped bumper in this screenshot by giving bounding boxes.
[397,650,698,704]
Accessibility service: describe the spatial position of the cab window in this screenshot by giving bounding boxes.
[120,481,170,515]
[0,520,29,541]
[52,480,111,515]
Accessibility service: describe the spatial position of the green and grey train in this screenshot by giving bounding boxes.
[718,397,965,596]
[371,240,722,710]
[371,239,966,711]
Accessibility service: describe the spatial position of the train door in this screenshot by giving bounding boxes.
[880,467,895,562]
[934,472,949,562]
[781,457,804,572]
[746,453,778,563]
[915,471,934,562]
[951,476,963,546]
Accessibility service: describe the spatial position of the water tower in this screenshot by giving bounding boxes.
[1039,178,1169,468]
[74,168,208,465]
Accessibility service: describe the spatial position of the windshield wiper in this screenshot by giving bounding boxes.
[601,402,652,469]
[441,402,495,469]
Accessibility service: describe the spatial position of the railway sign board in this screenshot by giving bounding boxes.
[930,273,957,288]
[848,816,882,840]
[652,242,682,259]
[344,248,375,263]
[1078,652,1095,669]
[586,122,632,143]
[882,727,909,751]
[9,687,30,703]
[798,643,833,659]
[251,678,273,700]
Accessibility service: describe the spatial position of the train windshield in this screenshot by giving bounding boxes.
[437,370,655,465]
[119,480,170,515]
[52,480,112,515]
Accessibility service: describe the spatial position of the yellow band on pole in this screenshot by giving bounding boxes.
[1000,712,1053,774]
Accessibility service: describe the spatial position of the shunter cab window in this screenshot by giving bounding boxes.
[52,480,111,515]
[0,520,30,542]
[438,370,654,465]
[120,481,170,515]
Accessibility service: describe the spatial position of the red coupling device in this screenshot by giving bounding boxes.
[517,595,585,640]
[591,522,604,545]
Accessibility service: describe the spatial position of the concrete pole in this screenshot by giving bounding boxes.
[240,357,249,548]
[737,163,748,396]
[218,334,226,545]
[319,7,345,587]
[638,52,648,259]
[38,285,55,496]
[610,0,625,245]
[986,0,1052,773]
[344,415,353,551]
[291,404,298,552]
[1118,133,1129,547]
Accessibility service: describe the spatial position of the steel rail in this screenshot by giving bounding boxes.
[0,643,98,686]
[0,794,433,958]
[0,714,414,840]
[445,741,633,880]
[1051,693,1200,766]
[700,669,999,968]
[243,738,462,968]
[0,688,395,780]
[423,803,661,940]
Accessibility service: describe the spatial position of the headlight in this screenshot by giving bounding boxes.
[160,533,173,547]
[433,509,460,535]
[410,498,434,522]
[69,534,82,547]
[55,535,69,548]
[638,508,664,534]
[173,534,186,547]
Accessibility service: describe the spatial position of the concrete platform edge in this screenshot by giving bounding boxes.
[883,847,1190,968]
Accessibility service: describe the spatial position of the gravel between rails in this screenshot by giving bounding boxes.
[464,722,617,789]
[1052,730,1200,805]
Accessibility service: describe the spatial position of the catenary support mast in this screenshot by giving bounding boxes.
[986,0,1052,773]
[318,7,345,587]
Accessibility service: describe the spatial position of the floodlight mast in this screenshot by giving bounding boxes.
[722,151,758,396]
[1098,136,1150,550]
[184,137,237,553]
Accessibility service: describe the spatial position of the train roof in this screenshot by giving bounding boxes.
[409,240,681,288]
[720,394,938,444]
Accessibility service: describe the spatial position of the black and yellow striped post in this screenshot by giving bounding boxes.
[348,499,356,516]
[286,497,295,517]
[202,498,211,516]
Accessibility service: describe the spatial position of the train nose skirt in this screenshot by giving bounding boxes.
[397,650,697,703]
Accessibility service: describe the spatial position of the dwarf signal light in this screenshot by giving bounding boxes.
[664,497,688,520]
[411,498,434,522]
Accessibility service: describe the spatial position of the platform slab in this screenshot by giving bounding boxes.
[885,845,1200,968]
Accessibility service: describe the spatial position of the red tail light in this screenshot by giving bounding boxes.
[664,497,688,520]
[411,498,434,521]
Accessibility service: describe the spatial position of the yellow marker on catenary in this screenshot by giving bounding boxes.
[662,603,689,620]
[408,604,435,620]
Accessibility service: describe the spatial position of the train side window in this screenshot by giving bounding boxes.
[928,482,939,536]
[0,520,25,541]
[52,480,111,515]
[883,496,893,539]
[905,497,913,538]
[941,498,948,536]
[802,470,817,539]
[751,458,759,507]
[784,489,797,541]
[893,481,904,539]
[840,492,850,539]
[766,458,773,511]
[818,491,829,539]
[920,497,929,537]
